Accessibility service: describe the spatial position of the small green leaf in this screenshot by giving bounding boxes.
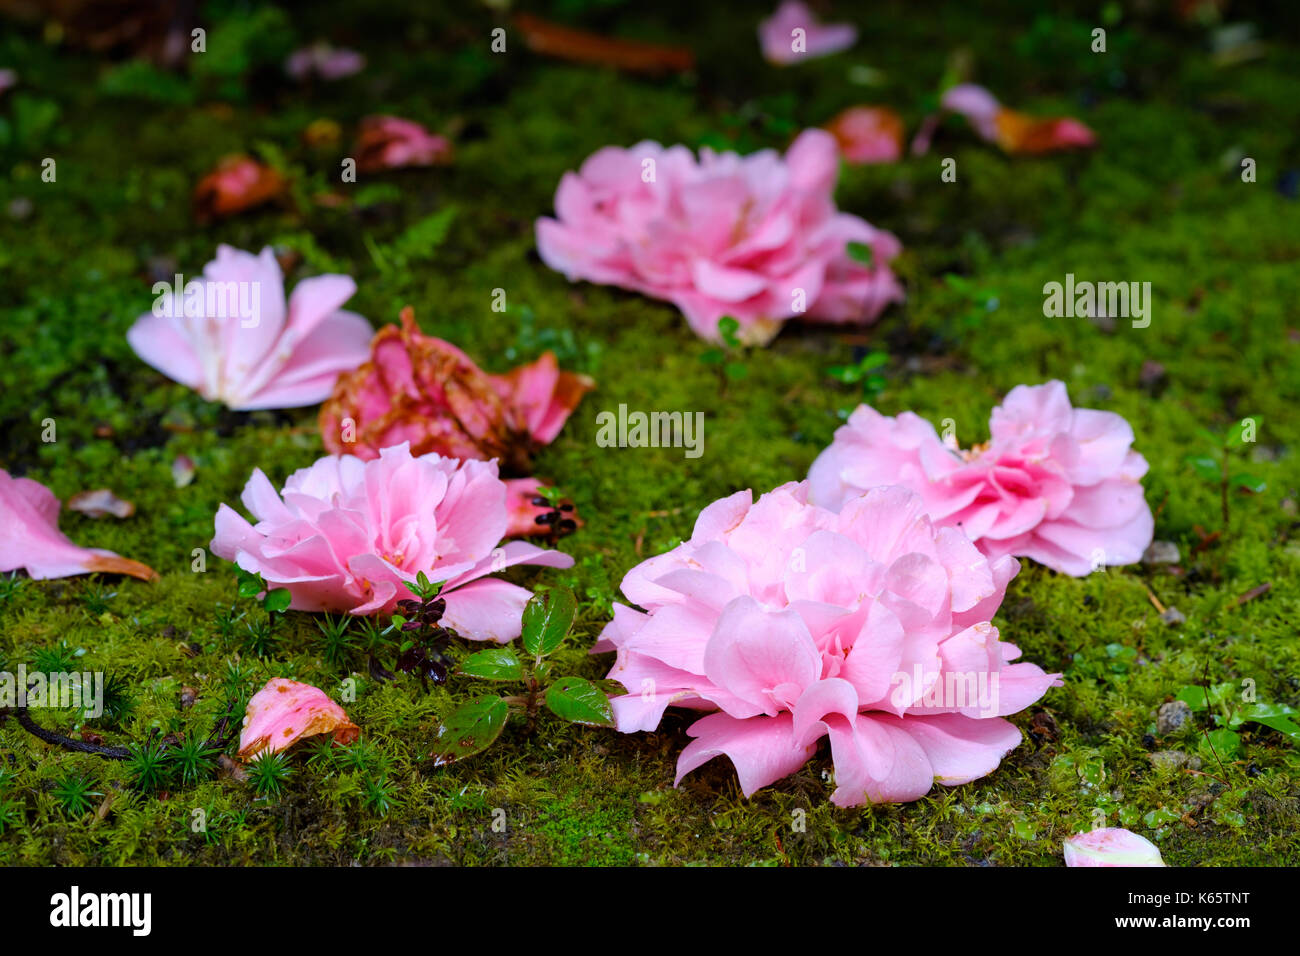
[460,648,523,681]
[1175,685,1208,711]
[717,316,741,348]
[236,570,263,599]
[1237,703,1300,743]
[545,677,615,727]
[263,588,291,614]
[521,587,577,658]
[431,696,510,766]
[1230,473,1266,493]
[723,361,749,380]
[699,347,725,365]
[1199,728,1241,761]
[1143,806,1180,828]
[846,240,874,266]
[1184,455,1220,481]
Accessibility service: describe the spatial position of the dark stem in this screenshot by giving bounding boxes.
[4,707,131,759]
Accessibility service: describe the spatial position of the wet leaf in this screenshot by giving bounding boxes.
[544,676,614,727]
[431,696,509,766]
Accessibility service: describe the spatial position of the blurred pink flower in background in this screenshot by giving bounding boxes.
[824,106,905,164]
[191,155,287,221]
[594,481,1060,806]
[238,678,359,760]
[127,245,372,411]
[0,470,157,582]
[912,83,1096,156]
[537,129,902,345]
[0,69,17,96]
[355,116,453,173]
[211,443,573,634]
[809,381,1153,576]
[1064,828,1166,867]
[759,2,857,65]
[285,42,365,81]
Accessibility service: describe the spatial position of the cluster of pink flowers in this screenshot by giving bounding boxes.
[809,381,1154,576]
[594,482,1060,806]
[537,129,902,345]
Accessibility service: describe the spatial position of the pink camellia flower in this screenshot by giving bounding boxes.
[0,470,157,582]
[211,442,573,634]
[594,481,1060,806]
[912,83,1096,156]
[355,116,453,174]
[127,245,372,411]
[759,2,857,65]
[808,381,1154,577]
[824,106,905,164]
[320,307,593,473]
[0,69,17,96]
[238,678,360,760]
[284,42,365,82]
[192,155,286,222]
[537,129,903,345]
[1064,828,1166,867]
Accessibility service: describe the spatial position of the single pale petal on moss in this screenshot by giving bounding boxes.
[994,110,1096,154]
[238,678,359,760]
[66,488,135,519]
[1064,828,1166,867]
[192,155,286,222]
[0,470,157,582]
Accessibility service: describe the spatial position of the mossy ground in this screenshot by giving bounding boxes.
[1,1,1298,866]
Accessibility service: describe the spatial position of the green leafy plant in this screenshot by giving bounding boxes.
[50,773,101,818]
[1184,419,1266,528]
[247,751,292,799]
[316,614,357,671]
[827,349,889,408]
[1175,679,1299,765]
[168,734,220,788]
[125,739,170,793]
[431,587,613,766]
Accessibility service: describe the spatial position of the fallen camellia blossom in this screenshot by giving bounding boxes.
[0,470,157,582]
[912,83,1096,156]
[825,106,905,164]
[238,678,359,760]
[211,442,573,631]
[1064,828,1166,867]
[319,307,593,472]
[127,245,372,411]
[594,482,1060,806]
[284,42,365,82]
[355,116,452,174]
[537,129,903,345]
[66,488,135,519]
[504,477,582,539]
[808,381,1154,576]
[759,1,857,65]
[514,13,694,74]
[0,69,16,96]
[192,155,287,222]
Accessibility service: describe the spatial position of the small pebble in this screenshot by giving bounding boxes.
[1142,540,1181,565]
[1160,607,1187,626]
[1157,699,1193,735]
[1149,750,1201,771]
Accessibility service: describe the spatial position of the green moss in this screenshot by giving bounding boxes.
[1,1,1298,865]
